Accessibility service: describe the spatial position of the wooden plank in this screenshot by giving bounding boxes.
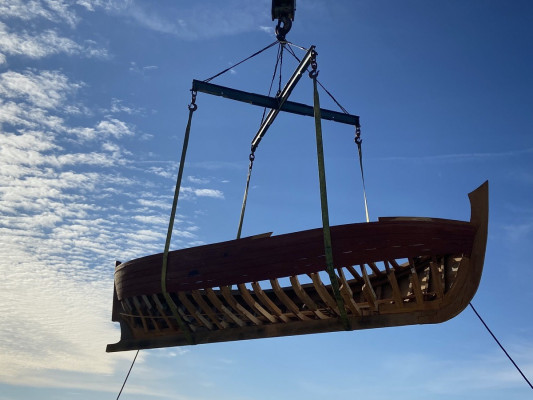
[408,258,424,305]
[178,292,213,330]
[115,220,476,299]
[191,290,228,329]
[337,268,361,316]
[346,265,362,280]
[220,286,262,326]
[270,279,310,320]
[205,288,246,327]
[367,262,383,276]
[384,261,404,308]
[360,265,377,310]
[237,283,277,323]
[289,275,328,319]
[309,272,341,316]
[141,295,161,332]
[251,282,290,323]
[430,257,444,298]
[152,294,176,331]
[176,306,197,332]
[131,296,149,333]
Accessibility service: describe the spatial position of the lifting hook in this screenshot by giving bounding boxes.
[272,0,295,41]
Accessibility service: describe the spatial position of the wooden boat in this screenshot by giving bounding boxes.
[106,181,488,352]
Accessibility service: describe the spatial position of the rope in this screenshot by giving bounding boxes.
[160,98,199,345]
[116,350,139,400]
[286,45,369,221]
[236,154,255,239]
[277,43,284,96]
[469,303,533,389]
[355,131,370,222]
[261,43,283,125]
[238,41,288,238]
[285,45,350,115]
[204,41,278,83]
[310,58,350,330]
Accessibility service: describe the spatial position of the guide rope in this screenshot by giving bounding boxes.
[469,303,533,389]
[116,349,139,400]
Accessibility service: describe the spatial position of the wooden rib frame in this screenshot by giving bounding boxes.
[107,182,488,352]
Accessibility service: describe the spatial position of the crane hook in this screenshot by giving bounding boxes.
[272,0,295,41]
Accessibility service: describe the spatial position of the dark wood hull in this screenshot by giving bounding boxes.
[107,182,488,352]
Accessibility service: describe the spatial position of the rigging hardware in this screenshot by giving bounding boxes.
[272,0,296,41]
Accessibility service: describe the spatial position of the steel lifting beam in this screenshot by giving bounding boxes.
[191,81,359,144]
[251,45,315,152]
[191,80,359,128]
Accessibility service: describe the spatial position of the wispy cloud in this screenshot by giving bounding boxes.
[0,64,222,390]
[0,22,108,60]
[0,69,82,109]
[0,0,79,27]
[80,0,270,40]
[377,147,533,163]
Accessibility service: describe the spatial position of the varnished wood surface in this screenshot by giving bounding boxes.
[107,182,488,353]
[115,219,475,300]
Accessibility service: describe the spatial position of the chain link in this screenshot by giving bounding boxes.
[188,90,198,111]
[309,50,319,79]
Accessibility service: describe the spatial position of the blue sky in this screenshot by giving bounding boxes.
[0,0,532,399]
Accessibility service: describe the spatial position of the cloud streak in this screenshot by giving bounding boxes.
[0,22,108,60]
[377,147,533,163]
[0,64,223,391]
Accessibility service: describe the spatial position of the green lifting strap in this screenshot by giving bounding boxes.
[160,98,198,345]
[310,58,351,331]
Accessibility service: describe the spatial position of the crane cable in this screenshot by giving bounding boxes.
[237,41,285,238]
[286,44,369,222]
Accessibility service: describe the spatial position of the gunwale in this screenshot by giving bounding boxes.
[107,181,488,352]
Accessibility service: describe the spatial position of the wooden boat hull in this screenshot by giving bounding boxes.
[107,182,488,352]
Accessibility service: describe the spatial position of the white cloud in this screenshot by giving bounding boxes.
[0,22,108,60]
[259,25,274,35]
[77,1,270,40]
[378,147,533,163]
[193,188,225,198]
[0,62,207,388]
[0,69,82,109]
[110,98,144,115]
[180,187,225,199]
[188,175,210,184]
[95,117,135,138]
[0,0,79,26]
[0,52,5,64]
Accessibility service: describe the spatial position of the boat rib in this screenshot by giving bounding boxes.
[107,181,488,352]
